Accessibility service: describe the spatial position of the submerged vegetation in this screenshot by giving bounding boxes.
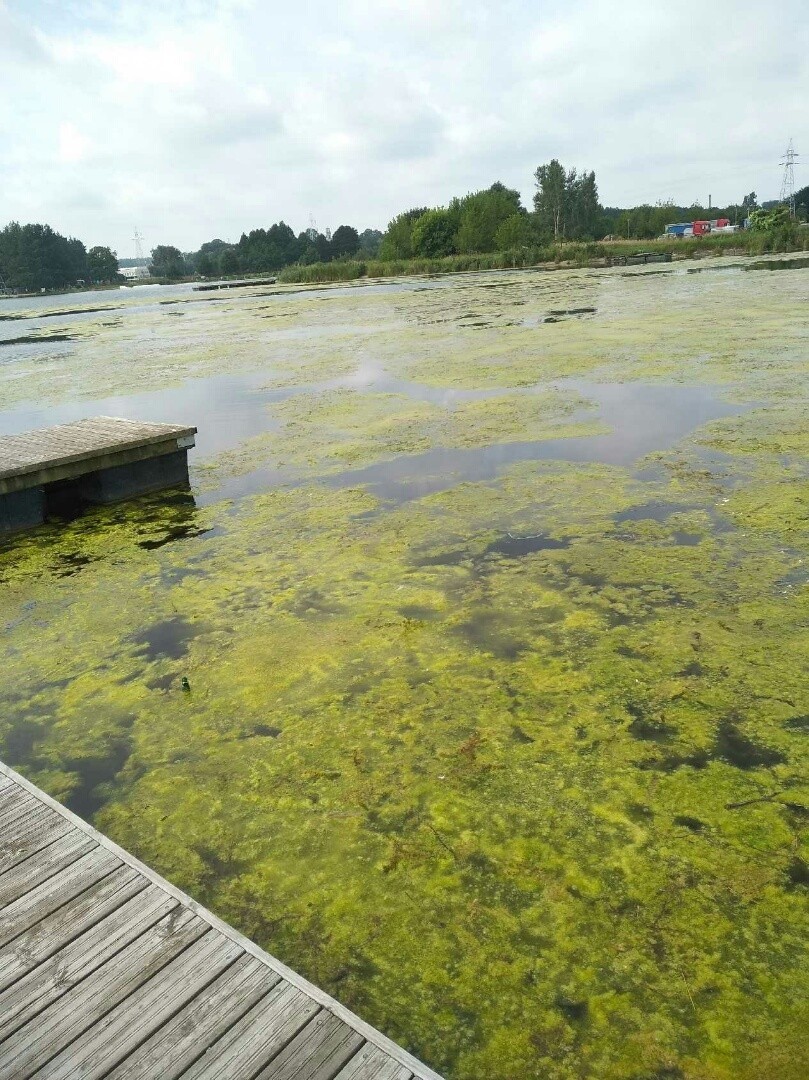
[0,257,807,1079]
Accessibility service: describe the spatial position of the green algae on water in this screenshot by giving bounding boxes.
[0,263,808,1080]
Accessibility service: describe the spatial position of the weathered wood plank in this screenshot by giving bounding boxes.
[0,791,50,833]
[0,906,205,1077]
[0,829,95,905]
[0,845,120,947]
[37,931,243,1080]
[182,981,321,1080]
[0,417,197,481]
[0,883,178,1042]
[0,865,145,993]
[0,816,82,885]
[0,780,35,816]
[335,1044,414,1080]
[254,1011,365,1080]
[103,953,282,1080]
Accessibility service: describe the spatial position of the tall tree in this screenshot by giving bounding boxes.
[533,160,568,239]
[86,246,119,283]
[331,225,360,259]
[149,245,187,279]
[0,222,87,291]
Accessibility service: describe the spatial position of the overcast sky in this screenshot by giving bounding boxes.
[1,0,806,256]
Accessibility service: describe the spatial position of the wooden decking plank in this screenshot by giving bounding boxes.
[103,953,283,1080]
[0,883,178,1043]
[254,1011,365,1080]
[37,931,244,1080]
[0,845,120,947]
[335,1045,414,1080]
[0,865,145,993]
[0,906,205,1078]
[0,816,90,894]
[0,417,196,481]
[181,981,321,1080]
[0,810,73,872]
[0,780,35,816]
[0,792,51,834]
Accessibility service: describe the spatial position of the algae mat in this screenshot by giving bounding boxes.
[1,260,808,1080]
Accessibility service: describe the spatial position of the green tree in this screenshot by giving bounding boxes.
[218,248,242,276]
[0,222,87,291]
[534,161,603,240]
[380,208,428,260]
[455,183,524,253]
[149,245,187,279]
[86,246,119,283]
[411,208,457,258]
[748,206,793,234]
[494,213,537,249]
[533,159,568,238]
[358,229,383,256]
[331,225,360,259]
[568,170,601,239]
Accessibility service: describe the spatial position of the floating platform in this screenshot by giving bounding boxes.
[0,417,197,535]
[194,278,276,291]
[610,252,673,266]
[0,761,442,1080]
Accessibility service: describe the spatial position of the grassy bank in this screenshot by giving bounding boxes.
[278,230,809,285]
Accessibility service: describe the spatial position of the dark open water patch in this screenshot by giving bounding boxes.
[63,739,132,819]
[0,305,121,322]
[745,256,809,272]
[614,501,689,524]
[0,332,77,345]
[130,616,197,661]
[642,716,787,773]
[485,533,571,557]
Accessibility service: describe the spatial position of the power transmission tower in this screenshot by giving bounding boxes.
[133,228,146,262]
[779,139,799,216]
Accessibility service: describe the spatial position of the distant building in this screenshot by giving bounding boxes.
[118,265,151,280]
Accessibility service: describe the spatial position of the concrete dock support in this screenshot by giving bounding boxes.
[0,487,45,534]
[0,417,197,536]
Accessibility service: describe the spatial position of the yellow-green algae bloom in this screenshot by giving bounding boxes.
[0,260,807,1080]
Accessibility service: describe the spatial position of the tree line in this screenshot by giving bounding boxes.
[167,162,791,279]
[0,222,119,292]
[3,162,806,291]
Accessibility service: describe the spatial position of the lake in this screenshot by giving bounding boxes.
[1,257,807,1080]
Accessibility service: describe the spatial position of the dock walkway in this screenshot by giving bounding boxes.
[0,761,442,1080]
[0,417,197,534]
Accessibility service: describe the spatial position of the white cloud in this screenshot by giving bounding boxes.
[0,0,806,254]
[58,121,92,163]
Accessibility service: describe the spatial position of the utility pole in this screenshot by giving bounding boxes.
[779,139,799,217]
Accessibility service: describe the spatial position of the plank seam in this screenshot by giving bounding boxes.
[92,949,247,1080]
[0,884,178,1049]
[7,925,215,1079]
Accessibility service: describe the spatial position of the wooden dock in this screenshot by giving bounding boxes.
[0,417,197,534]
[0,761,442,1080]
[193,278,276,291]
